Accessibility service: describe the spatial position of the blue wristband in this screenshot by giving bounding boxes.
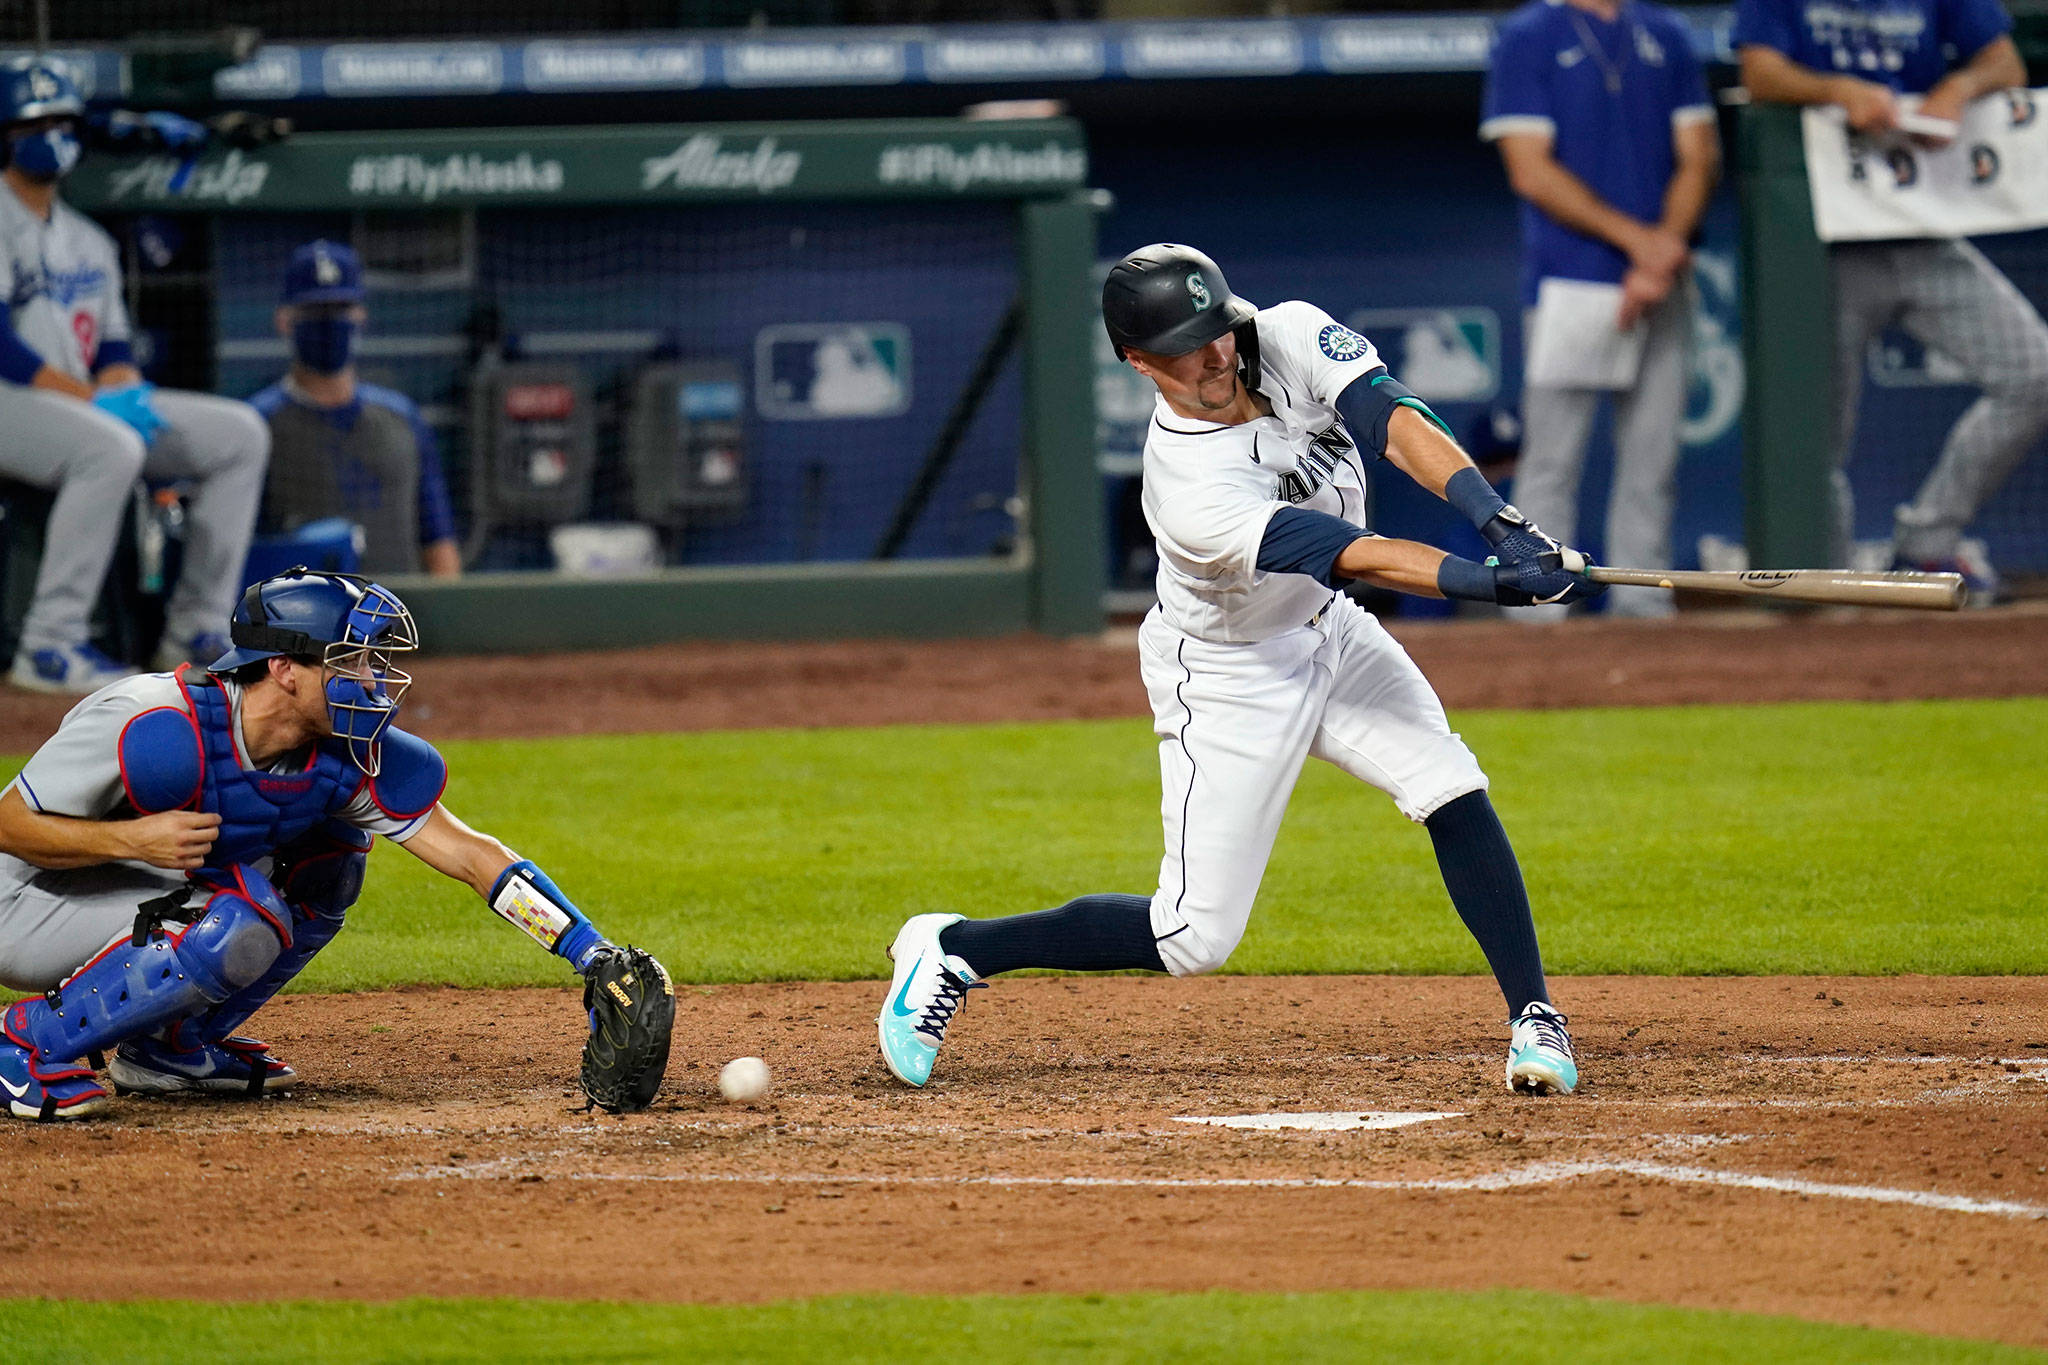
[1437,554,1499,604]
[1443,467,1507,532]
[557,921,606,973]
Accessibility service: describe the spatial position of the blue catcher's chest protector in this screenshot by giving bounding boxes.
[169,670,361,864]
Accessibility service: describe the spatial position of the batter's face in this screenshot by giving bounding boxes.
[1127,333,1241,414]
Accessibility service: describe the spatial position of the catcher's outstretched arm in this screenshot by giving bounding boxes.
[398,803,610,972]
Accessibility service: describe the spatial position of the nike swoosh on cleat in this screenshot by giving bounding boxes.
[0,1074,29,1099]
[889,954,927,1018]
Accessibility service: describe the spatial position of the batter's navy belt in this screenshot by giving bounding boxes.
[1307,593,1337,628]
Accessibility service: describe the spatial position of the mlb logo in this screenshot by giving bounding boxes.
[1347,308,1501,403]
[755,323,911,420]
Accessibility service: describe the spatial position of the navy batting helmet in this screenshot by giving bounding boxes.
[211,568,419,775]
[1,56,84,126]
[1102,243,1261,392]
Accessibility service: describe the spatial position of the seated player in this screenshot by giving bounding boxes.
[0,567,621,1120]
[879,245,1600,1097]
[249,240,461,577]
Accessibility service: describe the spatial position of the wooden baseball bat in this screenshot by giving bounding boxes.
[1585,566,1967,610]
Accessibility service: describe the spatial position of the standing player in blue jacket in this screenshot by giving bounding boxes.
[0,568,629,1120]
[1736,0,2047,594]
[1482,0,1722,619]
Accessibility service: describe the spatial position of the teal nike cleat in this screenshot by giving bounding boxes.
[876,913,983,1087]
[1506,1001,1578,1095]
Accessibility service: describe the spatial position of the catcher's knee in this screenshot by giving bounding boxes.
[11,866,290,1060]
[181,866,294,996]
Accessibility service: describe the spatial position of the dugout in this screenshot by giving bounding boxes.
[59,118,1105,652]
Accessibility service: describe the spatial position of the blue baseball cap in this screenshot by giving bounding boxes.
[281,240,365,306]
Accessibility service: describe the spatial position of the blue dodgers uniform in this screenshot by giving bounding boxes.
[1481,0,1715,305]
[249,380,457,575]
[1731,0,2012,92]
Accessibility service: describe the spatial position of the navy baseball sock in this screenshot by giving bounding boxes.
[1425,791,1550,1017]
[939,894,1165,977]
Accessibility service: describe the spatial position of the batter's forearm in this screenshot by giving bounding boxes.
[1382,404,1479,497]
[1333,537,1451,597]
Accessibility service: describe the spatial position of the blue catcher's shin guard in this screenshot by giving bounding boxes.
[4,865,292,1066]
[172,822,368,1049]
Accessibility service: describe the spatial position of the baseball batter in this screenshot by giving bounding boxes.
[0,57,269,694]
[880,244,1599,1095]
[0,568,648,1121]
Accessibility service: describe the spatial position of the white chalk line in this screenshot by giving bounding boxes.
[395,1155,2048,1220]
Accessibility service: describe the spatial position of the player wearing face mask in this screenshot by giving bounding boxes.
[247,241,460,578]
[0,57,272,694]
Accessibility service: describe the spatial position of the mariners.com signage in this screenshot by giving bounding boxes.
[65,120,1088,211]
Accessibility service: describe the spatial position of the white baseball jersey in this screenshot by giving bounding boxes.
[1142,300,1387,644]
[1132,299,1486,978]
[0,185,131,381]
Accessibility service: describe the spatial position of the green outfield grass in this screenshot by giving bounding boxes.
[8,697,2044,989]
[4,1290,2040,1363]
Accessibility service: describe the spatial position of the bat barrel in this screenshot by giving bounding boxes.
[1585,567,1967,610]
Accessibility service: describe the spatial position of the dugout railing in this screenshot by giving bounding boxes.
[62,118,1105,653]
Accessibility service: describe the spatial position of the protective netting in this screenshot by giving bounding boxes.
[1842,227,2048,584]
[106,201,1026,575]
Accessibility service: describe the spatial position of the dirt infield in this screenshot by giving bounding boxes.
[0,976,2041,1347]
[4,605,2047,752]
[3,612,2043,1346]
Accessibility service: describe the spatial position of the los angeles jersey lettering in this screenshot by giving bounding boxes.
[1141,300,1382,644]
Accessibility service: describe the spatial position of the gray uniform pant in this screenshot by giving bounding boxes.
[0,386,269,655]
[1829,239,2048,565]
[1515,283,1693,620]
[0,855,184,994]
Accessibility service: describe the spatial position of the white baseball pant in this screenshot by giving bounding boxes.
[1139,594,1487,978]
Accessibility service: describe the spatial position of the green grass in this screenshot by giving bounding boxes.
[4,1290,2040,1363]
[9,698,2045,989]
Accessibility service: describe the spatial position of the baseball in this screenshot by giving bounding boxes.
[718,1056,771,1102]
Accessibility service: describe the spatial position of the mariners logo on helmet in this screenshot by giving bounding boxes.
[1186,273,1212,311]
[1317,324,1371,362]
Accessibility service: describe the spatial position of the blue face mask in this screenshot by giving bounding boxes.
[291,315,359,374]
[9,125,80,183]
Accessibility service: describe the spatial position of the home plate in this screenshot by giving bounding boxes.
[1172,1111,1463,1132]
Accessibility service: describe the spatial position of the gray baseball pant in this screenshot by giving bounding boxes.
[1830,239,2048,565]
[1515,283,1693,620]
[0,855,184,994]
[0,386,269,655]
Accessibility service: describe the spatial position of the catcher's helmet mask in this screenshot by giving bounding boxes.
[212,567,419,776]
[1102,243,1262,394]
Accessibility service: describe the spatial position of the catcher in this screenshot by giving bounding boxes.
[0,567,673,1120]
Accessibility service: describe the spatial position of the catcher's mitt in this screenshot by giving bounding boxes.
[579,945,675,1113]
